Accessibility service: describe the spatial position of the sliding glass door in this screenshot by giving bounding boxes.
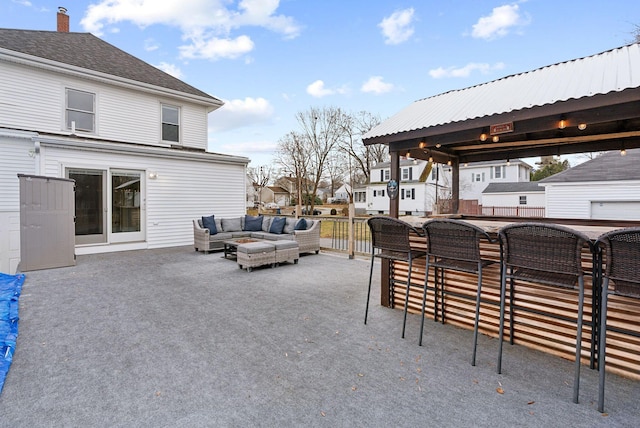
[110,170,145,243]
[67,168,145,245]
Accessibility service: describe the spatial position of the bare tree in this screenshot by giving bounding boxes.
[340,111,386,187]
[295,106,346,213]
[275,131,310,210]
[248,165,272,210]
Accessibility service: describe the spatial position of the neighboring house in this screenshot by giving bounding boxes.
[481,182,545,217]
[331,183,351,202]
[353,184,367,214]
[366,158,531,216]
[460,159,533,201]
[265,186,290,207]
[367,159,447,216]
[539,149,640,220]
[0,10,248,274]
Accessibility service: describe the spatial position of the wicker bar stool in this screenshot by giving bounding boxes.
[365,217,426,339]
[420,219,496,365]
[595,227,640,413]
[497,223,592,404]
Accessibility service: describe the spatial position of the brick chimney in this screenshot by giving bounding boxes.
[57,7,69,32]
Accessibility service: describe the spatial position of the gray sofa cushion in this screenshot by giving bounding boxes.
[222,217,242,232]
[283,217,296,234]
[261,216,273,232]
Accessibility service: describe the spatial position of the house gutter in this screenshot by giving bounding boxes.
[34,134,249,166]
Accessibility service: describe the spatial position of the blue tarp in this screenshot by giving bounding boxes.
[0,272,24,394]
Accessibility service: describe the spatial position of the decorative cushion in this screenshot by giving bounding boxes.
[201,215,217,235]
[294,218,307,230]
[221,217,242,232]
[262,216,273,232]
[244,215,264,232]
[269,217,286,234]
[283,217,297,234]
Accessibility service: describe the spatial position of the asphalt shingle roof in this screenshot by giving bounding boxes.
[540,149,640,183]
[0,28,219,102]
[482,182,544,193]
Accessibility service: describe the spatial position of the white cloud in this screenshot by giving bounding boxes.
[378,8,415,45]
[144,38,159,52]
[306,80,349,98]
[471,3,529,40]
[361,76,394,94]
[429,62,505,78]
[209,97,274,132]
[180,35,254,60]
[154,62,183,79]
[80,0,301,60]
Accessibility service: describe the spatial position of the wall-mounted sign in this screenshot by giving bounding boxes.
[490,122,514,135]
[387,179,399,200]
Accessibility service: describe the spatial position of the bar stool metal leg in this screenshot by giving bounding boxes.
[573,277,584,404]
[597,278,609,413]
[364,248,375,325]
[471,261,483,366]
[401,259,413,339]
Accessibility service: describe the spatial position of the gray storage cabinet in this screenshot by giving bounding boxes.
[19,174,76,271]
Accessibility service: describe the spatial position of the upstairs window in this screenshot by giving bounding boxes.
[384,169,390,181]
[162,104,180,143]
[66,88,95,132]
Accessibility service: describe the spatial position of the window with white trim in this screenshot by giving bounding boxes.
[66,88,95,132]
[519,195,527,205]
[162,104,180,143]
[384,169,390,181]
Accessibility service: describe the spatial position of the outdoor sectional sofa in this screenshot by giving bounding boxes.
[193,214,321,255]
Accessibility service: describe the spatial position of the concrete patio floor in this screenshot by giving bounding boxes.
[1,246,638,427]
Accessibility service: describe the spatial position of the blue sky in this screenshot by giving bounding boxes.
[3,0,640,168]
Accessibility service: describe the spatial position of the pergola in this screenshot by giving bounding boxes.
[363,43,640,216]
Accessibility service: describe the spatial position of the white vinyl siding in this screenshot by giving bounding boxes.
[0,134,36,274]
[543,181,640,219]
[0,61,209,151]
[40,143,247,249]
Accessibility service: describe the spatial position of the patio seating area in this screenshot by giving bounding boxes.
[1,246,639,426]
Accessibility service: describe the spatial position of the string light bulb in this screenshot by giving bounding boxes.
[559,119,566,129]
[492,135,500,143]
[418,141,426,149]
[621,148,627,156]
[578,123,587,131]
[480,133,487,142]
[447,159,452,166]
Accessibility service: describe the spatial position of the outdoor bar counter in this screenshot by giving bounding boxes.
[380,215,640,380]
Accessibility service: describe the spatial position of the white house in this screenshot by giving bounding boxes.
[0,9,248,274]
[540,149,640,220]
[481,182,545,217]
[460,159,533,201]
[366,158,532,215]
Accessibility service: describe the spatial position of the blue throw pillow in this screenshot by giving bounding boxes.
[202,215,217,235]
[294,218,307,231]
[269,217,286,234]
[244,215,264,232]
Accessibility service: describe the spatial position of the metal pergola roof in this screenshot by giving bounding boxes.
[363,43,640,165]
